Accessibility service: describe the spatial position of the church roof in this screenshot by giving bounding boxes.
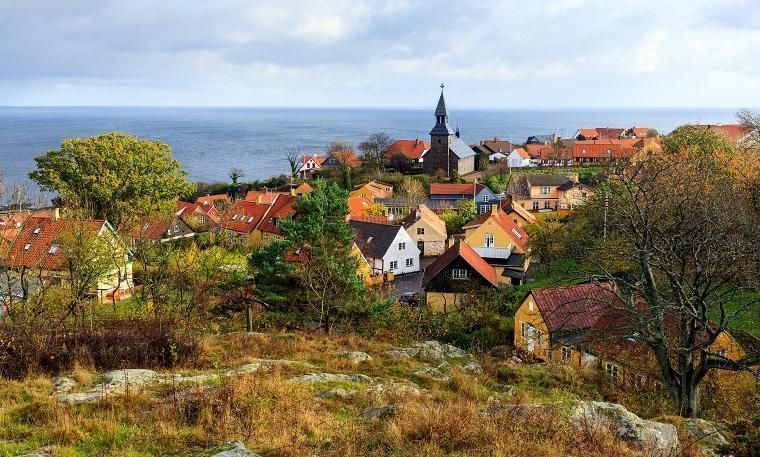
[434,91,448,116]
[450,136,476,159]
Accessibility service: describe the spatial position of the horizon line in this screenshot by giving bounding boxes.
[0,105,752,111]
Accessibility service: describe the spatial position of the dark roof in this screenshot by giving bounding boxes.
[531,283,619,335]
[502,269,526,280]
[349,220,400,259]
[422,240,498,287]
[434,90,448,116]
[504,252,525,268]
[524,174,574,187]
[526,134,555,144]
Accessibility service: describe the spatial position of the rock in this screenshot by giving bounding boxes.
[171,373,217,384]
[289,372,375,384]
[51,376,77,393]
[336,351,372,363]
[368,382,424,397]
[212,441,262,457]
[488,345,512,359]
[461,361,483,375]
[413,363,450,381]
[496,384,517,396]
[510,356,523,364]
[360,405,396,420]
[569,401,678,457]
[102,369,160,388]
[18,446,54,457]
[682,418,728,448]
[386,340,471,362]
[317,388,355,400]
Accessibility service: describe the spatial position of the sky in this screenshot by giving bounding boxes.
[1,0,759,108]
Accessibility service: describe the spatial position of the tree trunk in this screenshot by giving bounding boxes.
[675,381,700,418]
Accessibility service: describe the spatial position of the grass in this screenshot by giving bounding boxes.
[0,331,748,456]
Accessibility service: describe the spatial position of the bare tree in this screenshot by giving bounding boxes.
[285,148,302,178]
[359,132,393,175]
[228,167,245,184]
[396,177,426,209]
[736,109,760,151]
[568,126,759,417]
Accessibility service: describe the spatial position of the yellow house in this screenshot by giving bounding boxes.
[558,182,595,210]
[514,283,746,389]
[349,180,393,201]
[400,204,447,256]
[462,205,530,285]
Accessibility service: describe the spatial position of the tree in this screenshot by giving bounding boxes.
[29,133,194,230]
[276,179,365,333]
[286,148,302,178]
[646,128,660,138]
[327,140,359,168]
[396,177,426,209]
[228,167,245,184]
[525,215,566,275]
[366,203,387,217]
[567,125,759,417]
[359,132,393,174]
[441,199,477,233]
[736,109,760,151]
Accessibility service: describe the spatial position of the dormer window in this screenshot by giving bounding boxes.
[33,226,41,235]
[23,243,31,251]
[232,214,239,220]
[247,216,255,223]
[582,148,587,155]
[511,227,523,239]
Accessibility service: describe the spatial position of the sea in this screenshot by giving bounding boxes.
[0,106,741,187]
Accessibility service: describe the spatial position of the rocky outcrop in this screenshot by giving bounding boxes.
[51,376,77,393]
[368,382,425,397]
[569,401,678,457]
[336,351,372,363]
[212,441,262,457]
[682,418,728,448]
[317,387,356,400]
[386,340,470,361]
[289,372,375,384]
[413,362,451,381]
[360,405,396,420]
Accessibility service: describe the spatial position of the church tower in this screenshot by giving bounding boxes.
[424,84,455,176]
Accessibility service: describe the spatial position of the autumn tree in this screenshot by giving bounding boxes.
[567,125,759,417]
[29,132,194,229]
[396,176,426,209]
[736,109,760,151]
[525,215,567,275]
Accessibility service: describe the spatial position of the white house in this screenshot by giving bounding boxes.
[297,155,326,178]
[507,148,532,168]
[489,151,507,162]
[349,220,420,276]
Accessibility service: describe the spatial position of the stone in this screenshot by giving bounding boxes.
[102,369,159,387]
[461,361,483,375]
[336,351,372,363]
[360,405,396,420]
[569,401,678,457]
[317,388,355,400]
[368,382,424,397]
[682,418,728,448]
[413,363,450,381]
[385,340,472,362]
[18,446,54,457]
[289,372,375,384]
[51,376,77,393]
[212,441,262,457]
[510,356,523,364]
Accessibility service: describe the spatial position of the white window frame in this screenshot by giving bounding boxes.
[561,346,571,363]
[452,268,468,280]
[484,233,494,247]
[606,362,619,382]
[405,258,413,267]
[540,186,550,195]
[398,242,406,250]
[389,260,398,270]
[417,227,424,235]
[481,195,489,202]
[532,202,539,210]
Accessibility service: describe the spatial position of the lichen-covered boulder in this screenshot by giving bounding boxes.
[212,441,262,457]
[336,351,372,363]
[360,404,397,420]
[289,372,375,384]
[682,418,728,448]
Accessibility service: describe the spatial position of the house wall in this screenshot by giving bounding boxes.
[456,154,475,175]
[474,187,499,214]
[513,293,551,356]
[406,219,447,257]
[560,186,594,210]
[463,216,518,254]
[425,292,468,313]
[381,228,420,275]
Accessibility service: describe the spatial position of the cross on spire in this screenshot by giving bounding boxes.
[440,83,445,90]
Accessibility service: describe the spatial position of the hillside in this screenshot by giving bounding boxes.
[0,332,743,457]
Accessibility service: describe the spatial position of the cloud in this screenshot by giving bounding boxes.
[0,0,758,107]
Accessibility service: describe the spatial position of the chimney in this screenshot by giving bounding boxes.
[51,207,60,221]
[491,204,498,214]
[455,126,461,138]
[415,138,419,146]
[257,195,263,204]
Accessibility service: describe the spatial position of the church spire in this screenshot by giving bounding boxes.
[430,83,454,136]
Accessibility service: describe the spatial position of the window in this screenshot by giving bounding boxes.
[606,362,619,382]
[511,227,523,239]
[452,268,468,280]
[48,244,59,255]
[716,349,726,357]
[479,205,488,214]
[532,202,539,210]
[521,322,529,337]
[606,149,611,156]
[389,260,398,270]
[582,148,587,155]
[417,227,424,235]
[581,192,587,199]
[247,216,254,223]
[33,226,41,235]
[540,186,550,195]
[405,258,414,267]
[544,201,551,209]
[484,233,494,247]
[23,243,31,251]
[561,347,572,363]
[482,195,489,202]
[528,300,533,311]
[398,242,406,250]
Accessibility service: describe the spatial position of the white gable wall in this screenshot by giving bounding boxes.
[382,227,421,275]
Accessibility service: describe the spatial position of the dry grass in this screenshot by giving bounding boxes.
[0,331,733,456]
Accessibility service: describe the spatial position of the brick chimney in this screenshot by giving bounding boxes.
[51,207,60,221]
[491,204,499,214]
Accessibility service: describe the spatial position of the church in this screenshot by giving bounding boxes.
[422,85,476,177]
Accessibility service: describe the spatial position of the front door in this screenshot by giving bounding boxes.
[417,240,424,253]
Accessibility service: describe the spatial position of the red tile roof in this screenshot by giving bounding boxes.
[462,207,529,251]
[300,155,327,165]
[696,124,749,143]
[530,283,620,335]
[294,182,313,194]
[176,201,220,225]
[245,190,287,204]
[258,194,297,235]
[386,139,430,160]
[196,194,229,206]
[130,218,173,241]
[5,217,105,270]
[422,240,498,287]
[429,183,485,197]
[347,196,375,219]
[573,139,640,159]
[220,200,271,234]
[512,147,531,159]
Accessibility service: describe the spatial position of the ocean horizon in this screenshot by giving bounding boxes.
[0,106,743,188]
